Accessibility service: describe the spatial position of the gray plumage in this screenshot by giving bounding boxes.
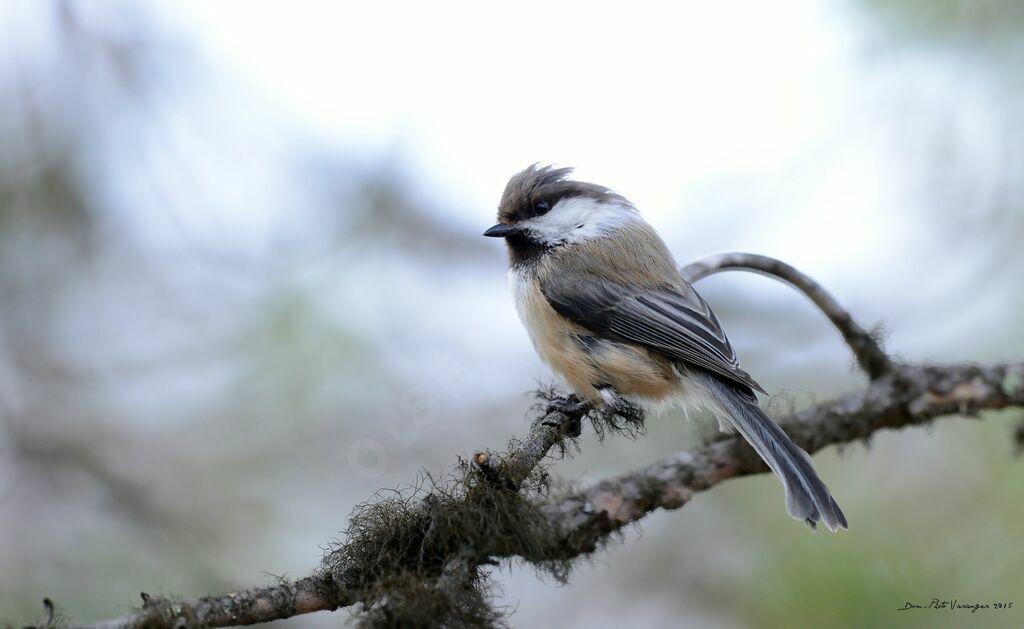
[542,263,765,394]
[698,372,848,531]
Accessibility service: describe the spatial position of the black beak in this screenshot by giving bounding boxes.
[483,223,518,238]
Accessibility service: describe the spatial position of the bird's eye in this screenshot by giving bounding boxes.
[535,201,551,215]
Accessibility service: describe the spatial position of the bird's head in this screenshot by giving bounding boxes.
[484,164,638,265]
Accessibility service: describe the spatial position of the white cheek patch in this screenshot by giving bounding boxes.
[522,197,639,245]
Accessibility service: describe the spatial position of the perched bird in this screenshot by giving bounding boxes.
[484,164,847,532]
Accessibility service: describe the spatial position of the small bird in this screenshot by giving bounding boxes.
[485,164,847,532]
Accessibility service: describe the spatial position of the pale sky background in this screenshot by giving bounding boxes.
[136,0,1009,371]
[168,0,901,270]
[158,0,1008,361]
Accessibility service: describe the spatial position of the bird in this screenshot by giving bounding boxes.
[484,164,847,532]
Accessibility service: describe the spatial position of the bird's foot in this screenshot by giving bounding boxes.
[546,394,589,417]
[596,386,645,427]
[543,394,590,437]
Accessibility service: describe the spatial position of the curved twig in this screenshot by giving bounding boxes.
[680,252,892,379]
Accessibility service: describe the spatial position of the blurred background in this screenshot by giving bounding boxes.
[1,1,1022,627]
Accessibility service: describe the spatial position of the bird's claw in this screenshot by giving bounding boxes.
[544,394,590,437]
[546,394,589,417]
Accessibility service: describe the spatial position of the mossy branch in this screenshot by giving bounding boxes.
[22,255,1024,629]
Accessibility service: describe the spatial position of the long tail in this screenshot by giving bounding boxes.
[698,373,848,532]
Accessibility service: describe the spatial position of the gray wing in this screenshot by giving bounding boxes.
[542,272,765,394]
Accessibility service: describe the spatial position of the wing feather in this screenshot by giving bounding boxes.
[542,271,765,393]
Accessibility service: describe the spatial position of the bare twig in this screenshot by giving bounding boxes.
[53,577,351,629]
[680,252,892,379]
[35,599,56,629]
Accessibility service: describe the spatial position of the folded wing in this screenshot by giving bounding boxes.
[541,270,765,394]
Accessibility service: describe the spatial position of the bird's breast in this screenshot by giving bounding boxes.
[509,265,567,363]
[509,265,681,403]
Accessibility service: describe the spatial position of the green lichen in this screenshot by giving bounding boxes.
[322,389,640,627]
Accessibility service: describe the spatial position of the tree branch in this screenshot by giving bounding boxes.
[29,254,1023,629]
[55,578,351,629]
[540,361,1024,555]
[471,396,591,491]
[680,252,892,379]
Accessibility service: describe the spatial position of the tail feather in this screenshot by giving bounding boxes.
[699,374,848,532]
